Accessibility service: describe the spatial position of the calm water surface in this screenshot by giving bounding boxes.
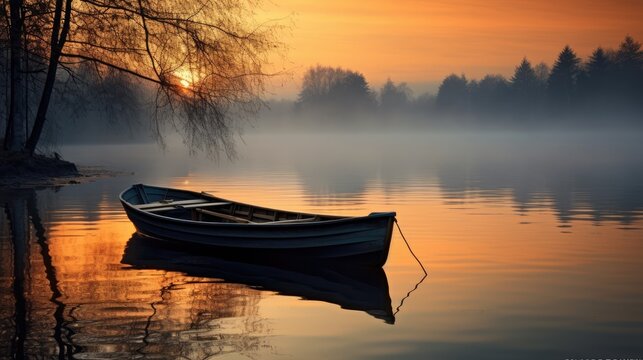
[1,132,643,359]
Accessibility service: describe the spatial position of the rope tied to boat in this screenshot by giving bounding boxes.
[393,218,428,316]
[394,218,427,276]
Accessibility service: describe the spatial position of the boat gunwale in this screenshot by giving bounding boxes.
[119,185,396,228]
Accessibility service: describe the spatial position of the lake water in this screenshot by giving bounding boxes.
[1,131,643,359]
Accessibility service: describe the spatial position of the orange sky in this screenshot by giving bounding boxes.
[262,0,643,97]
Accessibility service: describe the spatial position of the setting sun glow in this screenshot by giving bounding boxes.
[174,68,197,89]
[262,0,643,95]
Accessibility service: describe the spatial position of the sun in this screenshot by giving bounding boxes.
[174,68,197,89]
[179,78,191,88]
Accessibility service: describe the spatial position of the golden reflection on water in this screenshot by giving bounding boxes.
[1,157,643,358]
[0,189,270,358]
[165,174,643,358]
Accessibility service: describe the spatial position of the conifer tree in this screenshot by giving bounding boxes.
[547,46,582,109]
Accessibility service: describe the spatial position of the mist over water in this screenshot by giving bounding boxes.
[84,129,640,227]
[2,128,643,358]
[57,129,643,225]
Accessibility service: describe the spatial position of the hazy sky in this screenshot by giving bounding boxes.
[263,0,643,97]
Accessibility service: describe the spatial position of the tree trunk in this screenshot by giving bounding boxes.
[4,0,25,152]
[24,64,55,155]
[25,0,71,155]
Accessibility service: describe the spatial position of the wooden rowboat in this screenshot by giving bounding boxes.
[119,184,396,267]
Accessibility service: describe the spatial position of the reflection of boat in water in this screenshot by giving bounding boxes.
[121,234,395,324]
[119,184,396,267]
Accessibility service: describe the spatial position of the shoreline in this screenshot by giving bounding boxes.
[0,153,125,188]
[0,165,124,189]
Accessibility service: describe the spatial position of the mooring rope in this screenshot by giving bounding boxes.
[393,218,428,316]
[394,218,427,276]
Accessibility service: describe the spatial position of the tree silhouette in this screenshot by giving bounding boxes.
[547,46,582,110]
[511,58,537,88]
[296,65,376,115]
[2,0,279,156]
[470,74,510,115]
[615,36,643,71]
[510,58,540,116]
[436,74,469,112]
[534,62,551,85]
[578,47,613,106]
[379,79,411,112]
[586,48,611,85]
[613,36,643,108]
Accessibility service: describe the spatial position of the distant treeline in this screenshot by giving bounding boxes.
[288,36,643,127]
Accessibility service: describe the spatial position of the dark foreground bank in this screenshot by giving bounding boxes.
[0,152,117,188]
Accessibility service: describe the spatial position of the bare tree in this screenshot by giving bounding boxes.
[2,0,279,156]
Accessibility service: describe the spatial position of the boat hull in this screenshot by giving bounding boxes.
[120,185,395,267]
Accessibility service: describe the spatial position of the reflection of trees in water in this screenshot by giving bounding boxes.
[61,278,267,358]
[0,217,14,355]
[0,189,270,359]
[435,154,643,225]
[286,133,643,226]
[0,189,74,357]
[295,160,372,202]
[129,280,267,358]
